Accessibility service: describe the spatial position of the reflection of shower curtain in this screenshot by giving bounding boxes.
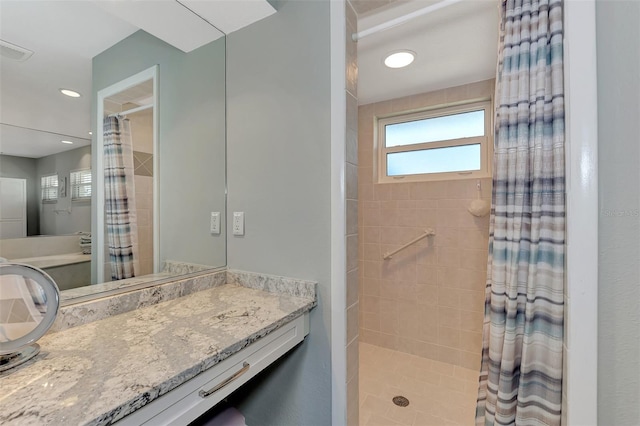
[476,0,565,424]
[103,116,139,280]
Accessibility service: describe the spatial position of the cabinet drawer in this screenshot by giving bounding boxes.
[116,313,309,426]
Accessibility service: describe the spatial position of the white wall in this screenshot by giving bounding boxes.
[225,0,333,424]
[596,0,640,423]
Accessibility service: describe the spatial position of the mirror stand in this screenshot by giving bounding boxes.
[0,263,60,375]
[0,344,40,374]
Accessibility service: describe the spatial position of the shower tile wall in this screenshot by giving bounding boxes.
[345,1,359,425]
[129,110,154,276]
[134,174,153,275]
[357,80,493,370]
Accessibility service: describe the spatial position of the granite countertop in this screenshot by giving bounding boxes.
[0,283,315,425]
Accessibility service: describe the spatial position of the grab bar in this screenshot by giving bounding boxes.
[383,228,436,260]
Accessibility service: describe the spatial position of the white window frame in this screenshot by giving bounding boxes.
[40,173,59,203]
[70,168,92,201]
[376,99,493,183]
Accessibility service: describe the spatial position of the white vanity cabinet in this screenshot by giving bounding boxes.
[0,278,316,426]
[116,313,309,426]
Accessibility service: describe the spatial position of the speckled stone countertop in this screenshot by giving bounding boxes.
[0,282,316,425]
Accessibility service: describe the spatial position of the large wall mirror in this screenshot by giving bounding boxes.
[0,1,226,304]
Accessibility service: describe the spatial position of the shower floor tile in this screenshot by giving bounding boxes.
[359,342,478,426]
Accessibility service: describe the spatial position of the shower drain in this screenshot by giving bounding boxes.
[392,396,410,407]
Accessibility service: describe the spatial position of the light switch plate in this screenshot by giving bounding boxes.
[210,212,220,234]
[233,212,244,236]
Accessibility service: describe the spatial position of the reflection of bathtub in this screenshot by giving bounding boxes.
[8,253,91,292]
[1,235,91,291]
[10,253,90,269]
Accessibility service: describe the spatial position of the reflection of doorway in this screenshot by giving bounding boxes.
[96,66,158,283]
[0,177,26,239]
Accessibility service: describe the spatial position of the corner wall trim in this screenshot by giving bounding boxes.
[563,0,599,423]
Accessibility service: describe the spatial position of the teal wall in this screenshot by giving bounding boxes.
[36,146,92,235]
[92,30,226,278]
[597,0,640,424]
[226,1,332,424]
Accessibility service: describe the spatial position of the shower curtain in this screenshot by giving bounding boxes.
[103,116,139,280]
[476,0,565,424]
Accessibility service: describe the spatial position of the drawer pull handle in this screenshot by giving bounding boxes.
[199,362,250,398]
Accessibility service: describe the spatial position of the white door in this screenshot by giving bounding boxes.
[0,177,27,238]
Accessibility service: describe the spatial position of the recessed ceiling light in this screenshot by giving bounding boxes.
[61,140,73,144]
[60,88,81,98]
[384,50,416,69]
[88,131,92,135]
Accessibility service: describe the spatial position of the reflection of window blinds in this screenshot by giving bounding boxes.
[71,169,92,200]
[41,174,58,202]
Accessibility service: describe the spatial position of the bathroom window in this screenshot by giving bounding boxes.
[70,169,92,201]
[376,100,493,183]
[41,174,59,203]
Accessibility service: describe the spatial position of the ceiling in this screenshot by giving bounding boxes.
[0,0,497,157]
[0,1,138,158]
[0,0,274,159]
[105,79,154,113]
[351,0,409,16]
[356,0,499,105]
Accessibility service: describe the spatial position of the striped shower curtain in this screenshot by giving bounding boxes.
[476,0,565,424]
[103,116,139,281]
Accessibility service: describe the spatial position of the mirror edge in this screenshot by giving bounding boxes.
[59,265,226,307]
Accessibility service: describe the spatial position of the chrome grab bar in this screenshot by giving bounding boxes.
[199,362,250,398]
[383,228,436,260]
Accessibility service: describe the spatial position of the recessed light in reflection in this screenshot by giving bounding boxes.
[60,88,81,98]
[61,140,73,144]
[384,50,416,69]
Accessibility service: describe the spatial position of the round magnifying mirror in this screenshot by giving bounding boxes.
[0,263,60,374]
